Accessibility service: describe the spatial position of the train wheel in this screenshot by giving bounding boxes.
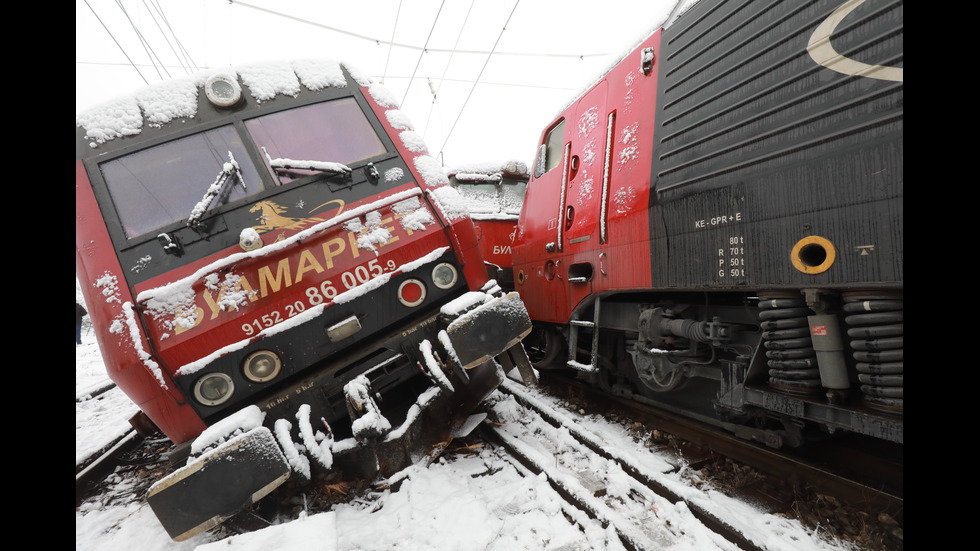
[523,324,566,370]
[632,354,690,396]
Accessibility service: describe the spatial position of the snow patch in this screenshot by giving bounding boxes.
[414,155,450,188]
[291,59,347,90]
[618,122,640,166]
[343,210,393,254]
[578,106,599,137]
[344,375,392,438]
[384,167,405,182]
[191,404,266,456]
[204,272,255,313]
[77,59,353,148]
[296,404,334,469]
[419,339,454,392]
[428,186,469,221]
[367,84,400,108]
[385,110,415,131]
[399,130,429,154]
[392,196,436,232]
[274,418,312,480]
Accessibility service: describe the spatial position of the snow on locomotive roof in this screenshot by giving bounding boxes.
[75,59,362,148]
[547,0,699,122]
[446,160,530,180]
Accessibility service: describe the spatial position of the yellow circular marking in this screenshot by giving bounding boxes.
[807,0,903,83]
[791,235,837,274]
[517,270,526,285]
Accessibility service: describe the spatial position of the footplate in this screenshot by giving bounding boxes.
[146,426,290,541]
[445,291,532,368]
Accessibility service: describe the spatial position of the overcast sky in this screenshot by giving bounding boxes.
[76,0,689,167]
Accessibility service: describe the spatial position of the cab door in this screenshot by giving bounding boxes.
[513,118,569,323]
[562,81,609,249]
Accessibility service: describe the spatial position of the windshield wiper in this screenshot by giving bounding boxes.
[187,151,246,230]
[262,147,352,179]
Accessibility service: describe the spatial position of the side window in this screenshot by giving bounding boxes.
[101,125,264,239]
[535,119,566,177]
[500,179,527,215]
[245,97,386,185]
[454,181,499,214]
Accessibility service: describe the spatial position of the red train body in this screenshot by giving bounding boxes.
[447,161,529,290]
[512,0,903,448]
[76,60,533,540]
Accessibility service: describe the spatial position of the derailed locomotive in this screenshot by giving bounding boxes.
[447,161,529,290]
[513,0,903,449]
[75,59,534,541]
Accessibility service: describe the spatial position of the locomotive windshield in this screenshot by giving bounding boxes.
[100,96,388,239]
[451,173,526,217]
[101,125,265,239]
[246,97,386,184]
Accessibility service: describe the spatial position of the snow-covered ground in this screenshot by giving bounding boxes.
[77,282,857,551]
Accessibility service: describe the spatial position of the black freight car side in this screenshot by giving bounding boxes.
[651,0,903,290]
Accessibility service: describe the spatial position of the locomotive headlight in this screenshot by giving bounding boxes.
[242,350,282,383]
[193,373,235,406]
[398,278,427,307]
[204,73,243,108]
[431,263,458,290]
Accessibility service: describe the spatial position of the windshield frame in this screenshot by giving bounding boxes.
[85,88,399,252]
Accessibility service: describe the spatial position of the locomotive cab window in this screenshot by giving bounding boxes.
[100,125,265,239]
[453,180,499,214]
[500,179,527,215]
[450,173,527,216]
[535,119,566,177]
[245,97,386,185]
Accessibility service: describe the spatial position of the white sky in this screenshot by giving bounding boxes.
[76,0,688,168]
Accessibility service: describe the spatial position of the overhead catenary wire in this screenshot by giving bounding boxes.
[80,1,615,85]
[381,0,403,84]
[228,0,611,60]
[142,0,199,75]
[437,0,521,164]
[401,0,446,108]
[83,0,150,85]
[138,0,185,75]
[114,0,170,80]
[422,0,476,145]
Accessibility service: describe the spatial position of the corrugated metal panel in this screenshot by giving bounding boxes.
[650,0,902,289]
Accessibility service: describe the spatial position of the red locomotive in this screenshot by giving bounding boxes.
[447,161,529,290]
[512,0,903,448]
[75,59,534,541]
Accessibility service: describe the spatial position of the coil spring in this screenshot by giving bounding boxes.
[843,292,903,414]
[758,296,821,394]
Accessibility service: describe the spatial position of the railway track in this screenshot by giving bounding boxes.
[75,381,154,507]
[510,374,903,550]
[76,372,901,549]
[75,429,143,505]
[487,378,799,551]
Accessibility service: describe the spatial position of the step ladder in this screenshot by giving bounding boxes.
[566,296,600,373]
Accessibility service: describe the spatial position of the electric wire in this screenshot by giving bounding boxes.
[114,0,170,80]
[437,0,521,164]
[144,0,199,74]
[422,0,476,145]
[139,0,188,75]
[381,0,403,84]
[401,0,446,108]
[228,0,609,60]
[82,0,150,85]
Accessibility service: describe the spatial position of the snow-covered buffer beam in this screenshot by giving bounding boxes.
[442,291,532,369]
